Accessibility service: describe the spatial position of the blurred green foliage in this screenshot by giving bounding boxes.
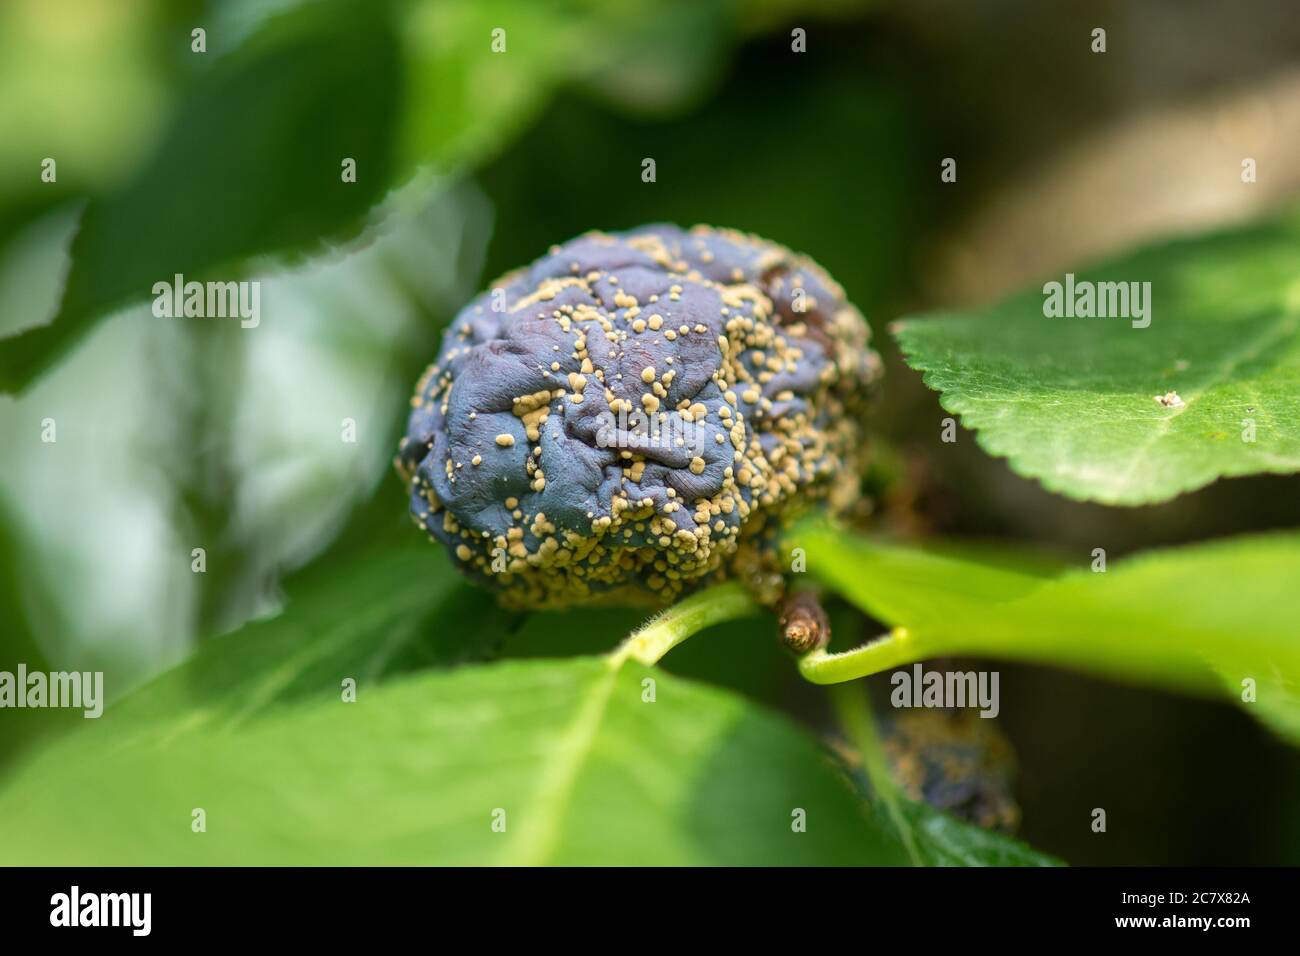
[0,0,1297,866]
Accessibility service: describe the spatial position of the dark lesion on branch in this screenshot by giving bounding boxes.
[777,589,830,654]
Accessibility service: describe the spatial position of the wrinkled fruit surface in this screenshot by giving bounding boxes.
[397,225,878,608]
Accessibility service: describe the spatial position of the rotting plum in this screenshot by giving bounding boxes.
[396,224,879,609]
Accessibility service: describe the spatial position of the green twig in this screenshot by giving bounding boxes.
[608,581,759,667]
[829,682,921,866]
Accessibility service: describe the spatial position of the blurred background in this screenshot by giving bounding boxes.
[2,0,1299,864]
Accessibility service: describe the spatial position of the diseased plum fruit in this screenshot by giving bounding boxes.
[396,224,879,609]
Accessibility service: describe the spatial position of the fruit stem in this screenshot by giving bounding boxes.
[609,581,759,667]
[796,626,926,683]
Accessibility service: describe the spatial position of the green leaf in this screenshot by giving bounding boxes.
[0,654,921,865]
[795,522,1300,744]
[103,540,509,736]
[893,209,1300,504]
[899,800,1058,867]
[0,0,403,393]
